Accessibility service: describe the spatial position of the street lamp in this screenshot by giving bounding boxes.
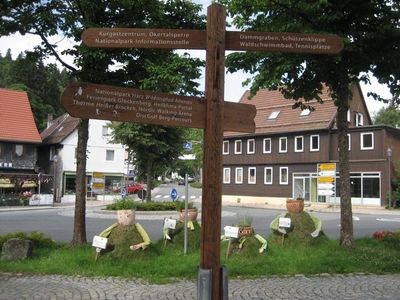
[53,155,58,205]
[387,147,392,208]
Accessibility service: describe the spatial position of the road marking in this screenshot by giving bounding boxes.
[155,195,161,198]
[190,196,196,199]
[376,218,400,223]
[163,195,169,199]
[353,216,360,221]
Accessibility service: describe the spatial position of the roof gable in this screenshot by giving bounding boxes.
[225,86,337,137]
[40,113,80,145]
[0,88,41,143]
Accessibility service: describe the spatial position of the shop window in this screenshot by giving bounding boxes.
[363,177,380,198]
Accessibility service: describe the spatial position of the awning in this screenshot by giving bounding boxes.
[21,180,38,188]
[0,178,15,188]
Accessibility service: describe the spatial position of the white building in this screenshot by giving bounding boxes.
[39,114,126,202]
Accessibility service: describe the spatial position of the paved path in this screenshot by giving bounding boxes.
[1,273,399,299]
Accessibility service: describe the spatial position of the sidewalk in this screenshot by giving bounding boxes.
[1,272,400,300]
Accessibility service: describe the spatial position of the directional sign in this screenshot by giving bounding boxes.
[318,163,336,171]
[317,183,335,190]
[318,170,336,177]
[318,177,335,183]
[82,28,206,49]
[170,188,178,201]
[60,82,256,133]
[318,189,335,196]
[226,31,343,54]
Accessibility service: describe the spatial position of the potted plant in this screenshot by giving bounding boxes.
[176,200,198,222]
[238,216,253,237]
[286,197,304,213]
[113,199,136,226]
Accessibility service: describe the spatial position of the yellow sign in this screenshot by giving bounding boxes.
[318,177,334,183]
[318,163,336,171]
[92,182,105,188]
[93,172,104,178]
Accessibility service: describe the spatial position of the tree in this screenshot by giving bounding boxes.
[218,0,400,247]
[1,0,204,245]
[373,102,400,128]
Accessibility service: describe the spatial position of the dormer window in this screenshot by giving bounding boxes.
[300,109,311,116]
[268,111,280,120]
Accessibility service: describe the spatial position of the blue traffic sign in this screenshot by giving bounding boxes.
[183,141,192,150]
[170,188,178,201]
[120,187,127,198]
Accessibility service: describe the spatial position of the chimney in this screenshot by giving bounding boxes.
[47,114,53,128]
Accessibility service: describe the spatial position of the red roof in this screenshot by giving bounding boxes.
[224,87,337,137]
[0,88,41,143]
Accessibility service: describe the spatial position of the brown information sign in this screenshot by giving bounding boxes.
[226,31,343,54]
[82,28,206,49]
[61,82,255,133]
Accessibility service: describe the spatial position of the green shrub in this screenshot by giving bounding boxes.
[189,182,202,189]
[0,231,56,249]
[106,200,178,211]
[0,193,20,206]
[175,200,195,210]
[106,199,136,210]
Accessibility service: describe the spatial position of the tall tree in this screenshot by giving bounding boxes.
[218,0,400,246]
[373,102,400,128]
[1,0,204,245]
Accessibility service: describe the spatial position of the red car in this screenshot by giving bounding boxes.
[127,183,144,194]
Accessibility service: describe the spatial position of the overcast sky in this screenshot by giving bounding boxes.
[0,0,391,116]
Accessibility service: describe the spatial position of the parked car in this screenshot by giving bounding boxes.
[127,182,144,194]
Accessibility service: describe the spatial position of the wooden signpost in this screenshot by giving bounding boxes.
[61,3,343,299]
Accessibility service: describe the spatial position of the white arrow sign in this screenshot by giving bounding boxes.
[318,170,336,177]
[318,189,335,196]
[317,183,335,190]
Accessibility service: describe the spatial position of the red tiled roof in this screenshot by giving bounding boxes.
[224,87,337,137]
[40,113,80,145]
[0,88,41,143]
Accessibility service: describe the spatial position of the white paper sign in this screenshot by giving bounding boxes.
[224,226,240,238]
[92,235,108,249]
[164,218,177,229]
[278,217,291,228]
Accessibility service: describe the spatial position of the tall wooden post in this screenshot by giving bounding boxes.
[201,4,226,299]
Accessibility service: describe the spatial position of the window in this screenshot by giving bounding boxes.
[310,135,320,152]
[294,136,304,152]
[248,167,256,184]
[361,132,374,150]
[15,144,23,157]
[223,168,231,184]
[347,109,351,123]
[102,125,110,137]
[268,111,280,119]
[280,167,289,185]
[234,140,242,154]
[222,141,229,155]
[247,139,255,154]
[263,138,271,153]
[106,150,115,161]
[49,146,56,160]
[347,134,351,151]
[355,113,364,127]
[279,137,287,153]
[235,167,243,184]
[264,167,273,184]
[300,109,311,116]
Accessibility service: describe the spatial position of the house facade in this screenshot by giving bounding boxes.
[0,88,42,197]
[39,114,126,202]
[222,85,400,207]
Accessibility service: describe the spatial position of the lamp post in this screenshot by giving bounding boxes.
[53,155,58,206]
[387,147,392,208]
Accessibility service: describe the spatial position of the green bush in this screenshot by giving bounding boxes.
[189,182,202,189]
[0,193,20,206]
[0,231,56,249]
[106,200,179,211]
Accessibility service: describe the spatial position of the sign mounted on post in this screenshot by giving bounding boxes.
[317,163,337,197]
[61,82,256,133]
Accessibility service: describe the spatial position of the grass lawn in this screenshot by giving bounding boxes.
[0,235,399,283]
